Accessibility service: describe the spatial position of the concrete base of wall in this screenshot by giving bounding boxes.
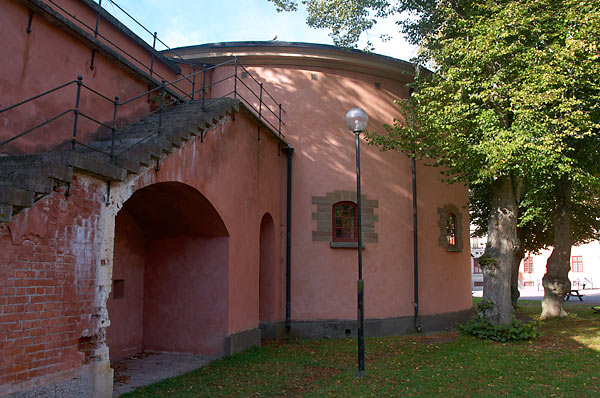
[259,321,288,339]
[287,308,475,340]
[6,376,91,398]
[5,362,113,398]
[224,328,261,356]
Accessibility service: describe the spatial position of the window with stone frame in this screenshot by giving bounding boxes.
[437,204,463,252]
[332,201,358,242]
[446,213,457,248]
[311,190,378,248]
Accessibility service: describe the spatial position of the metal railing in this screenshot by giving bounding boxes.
[0,58,285,165]
[44,0,194,97]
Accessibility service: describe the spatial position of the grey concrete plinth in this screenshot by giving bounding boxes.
[112,353,214,397]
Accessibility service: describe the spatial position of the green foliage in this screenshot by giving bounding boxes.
[476,254,496,269]
[458,300,540,342]
[459,315,539,342]
[476,298,495,312]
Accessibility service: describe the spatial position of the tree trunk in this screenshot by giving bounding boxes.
[541,177,572,319]
[481,175,521,324]
[511,237,525,308]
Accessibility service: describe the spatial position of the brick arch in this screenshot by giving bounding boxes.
[107,181,230,359]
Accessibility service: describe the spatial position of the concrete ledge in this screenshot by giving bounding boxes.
[5,370,92,398]
[286,308,475,340]
[330,242,365,249]
[420,307,475,330]
[259,321,287,339]
[224,328,261,355]
[4,362,113,398]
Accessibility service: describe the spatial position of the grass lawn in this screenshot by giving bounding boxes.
[123,301,600,397]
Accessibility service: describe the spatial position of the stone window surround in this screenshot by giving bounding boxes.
[312,190,378,248]
[437,204,463,252]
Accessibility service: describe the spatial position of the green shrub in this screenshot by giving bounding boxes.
[459,315,539,342]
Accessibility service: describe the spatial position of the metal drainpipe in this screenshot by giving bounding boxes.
[412,153,422,332]
[409,85,422,333]
[285,146,294,330]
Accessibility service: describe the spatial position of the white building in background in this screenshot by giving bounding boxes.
[470,234,486,290]
[471,235,600,292]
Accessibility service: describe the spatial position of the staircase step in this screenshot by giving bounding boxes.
[111,155,141,174]
[0,173,54,194]
[68,152,127,182]
[0,154,73,183]
[0,97,242,224]
[0,186,34,207]
[0,204,12,222]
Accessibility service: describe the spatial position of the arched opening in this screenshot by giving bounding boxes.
[258,213,275,328]
[107,182,229,360]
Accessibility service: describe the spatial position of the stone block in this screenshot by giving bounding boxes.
[224,328,261,355]
[363,199,379,208]
[312,231,330,242]
[311,196,330,205]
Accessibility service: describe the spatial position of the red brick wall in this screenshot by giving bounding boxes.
[0,175,107,395]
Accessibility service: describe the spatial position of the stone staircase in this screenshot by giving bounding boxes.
[0,98,239,222]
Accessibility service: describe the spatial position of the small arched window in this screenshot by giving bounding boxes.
[446,213,457,248]
[332,201,358,242]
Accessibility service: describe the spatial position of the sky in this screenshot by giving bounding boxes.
[98,0,418,62]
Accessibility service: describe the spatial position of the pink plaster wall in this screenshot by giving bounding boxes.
[143,236,229,355]
[117,110,285,337]
[259,213,276,323]
[106,208,144,360]
[416,163,472,315]
[108,181,234,356]
[239,63,472,321]
[0,0,193,155]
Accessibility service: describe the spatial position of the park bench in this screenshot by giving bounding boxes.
[564,290,584,301]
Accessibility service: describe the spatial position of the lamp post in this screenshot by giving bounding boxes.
[345,107,368,377]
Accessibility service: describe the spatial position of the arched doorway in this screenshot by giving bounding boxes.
[259,213,275,332]
[107,182,229,359]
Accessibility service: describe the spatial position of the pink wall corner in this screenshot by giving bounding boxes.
[0,0,193,155]
[143,236,229,355]
[106,208,144,360]
[114,111,285,339]
[259,213,276,323]
[416,161,472,315]
[244,64,420,321]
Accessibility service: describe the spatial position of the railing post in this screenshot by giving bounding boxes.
[111,96,119,163]
[234,57,238,100]
[159,80,165,136]
[155,79,165,172]
[26,10,34,34]
[150,32,157,76]
[202,66,206,110]
[191,65,196,100]
[71,75,83,152]
[258,83,263,120]
[257,83,263,141]
[278,103,282,136]
[89,0,101,70]
[94,0,102,38]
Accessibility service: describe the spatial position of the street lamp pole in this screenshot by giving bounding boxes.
[345,107,368,377]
